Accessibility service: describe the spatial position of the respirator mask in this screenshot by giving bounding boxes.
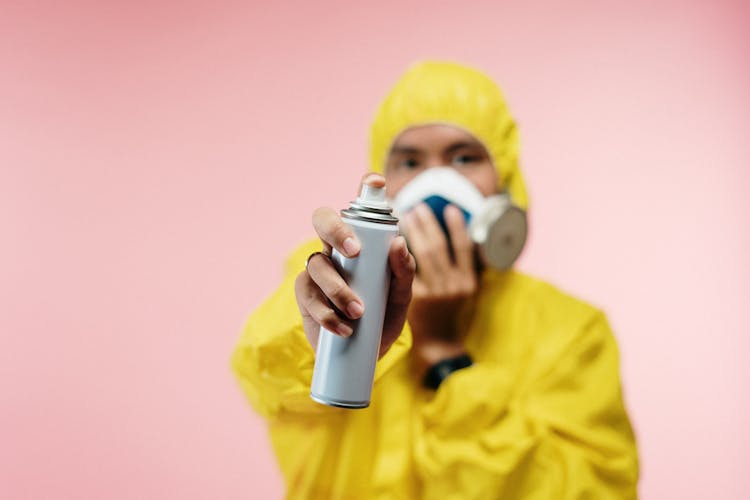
[390,167,527,270]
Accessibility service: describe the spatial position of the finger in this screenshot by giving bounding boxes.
[387,236,415,309]
[306,253,364,320]
[312,207,360,258]
[413,203,453,271]
[398,217,428,297]
[444,204,474,274]
[380,236,416,357]
[294,272,321,349]
[413,203,451,261]
[410,274,429,300]
[360,172,386,189]
[295,271,355,337]
[400,210,435,281]
[408,204,452,285]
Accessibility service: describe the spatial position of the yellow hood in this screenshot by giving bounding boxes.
[369,60,528,209]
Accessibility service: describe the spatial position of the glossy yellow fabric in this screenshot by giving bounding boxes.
[369,60,528,209]
[232,239,639,499]
[233,60,637,498]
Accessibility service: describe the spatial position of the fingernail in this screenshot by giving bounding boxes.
[363,173,382,185]
[337,323,353,337]
[343,237,360,256]
[347,301,364,319]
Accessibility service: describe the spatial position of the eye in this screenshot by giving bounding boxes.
[400,157,420,169]
[452,154,480,166]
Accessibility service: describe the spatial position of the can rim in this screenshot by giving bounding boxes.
[341,206,399,225]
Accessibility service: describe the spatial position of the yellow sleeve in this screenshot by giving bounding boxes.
[414,311,639,499]
[231,240,412,419]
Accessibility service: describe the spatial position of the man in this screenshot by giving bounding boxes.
[232,61,639,499]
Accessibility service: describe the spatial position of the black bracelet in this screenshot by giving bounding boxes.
[422,353,474,390]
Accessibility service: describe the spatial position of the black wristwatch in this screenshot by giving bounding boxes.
[422,353,474,390]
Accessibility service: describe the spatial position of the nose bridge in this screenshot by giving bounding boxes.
[424,151,445,169]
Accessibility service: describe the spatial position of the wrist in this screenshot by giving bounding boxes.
[412,339,468,383]
[422,353,474,390]
[416,339,467,366]
[408,300,463,341]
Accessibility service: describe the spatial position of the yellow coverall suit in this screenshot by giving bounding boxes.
[232,61,639,499]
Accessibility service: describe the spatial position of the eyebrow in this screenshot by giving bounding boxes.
[390,141,483,155]
[445,141,482,154]
[390,146,422,155]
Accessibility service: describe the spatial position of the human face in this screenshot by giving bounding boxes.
[384,124,498,198]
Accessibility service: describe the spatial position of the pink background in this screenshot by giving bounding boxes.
[2,0,748,498]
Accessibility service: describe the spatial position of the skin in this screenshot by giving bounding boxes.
[295,173,416,359]
[295,124,497,381]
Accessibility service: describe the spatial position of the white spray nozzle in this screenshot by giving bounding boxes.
[357,182,388,208]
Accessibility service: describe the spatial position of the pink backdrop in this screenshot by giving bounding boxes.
[2,1,748,498]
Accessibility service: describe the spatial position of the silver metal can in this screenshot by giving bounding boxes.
[310,182,399,409]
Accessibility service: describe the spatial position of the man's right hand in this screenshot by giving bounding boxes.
[294,173,416,358]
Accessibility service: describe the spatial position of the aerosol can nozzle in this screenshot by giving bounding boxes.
[357,183,388,209]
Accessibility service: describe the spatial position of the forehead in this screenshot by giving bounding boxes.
[390,124,483,151]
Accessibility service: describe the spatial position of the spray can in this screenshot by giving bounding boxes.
[310,181,399,409]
